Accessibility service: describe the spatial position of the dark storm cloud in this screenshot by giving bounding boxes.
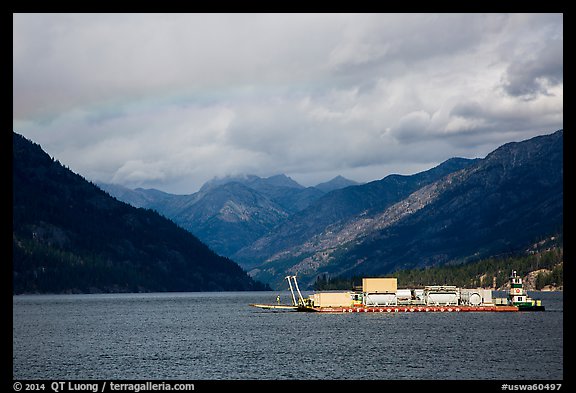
[502,38,563,99]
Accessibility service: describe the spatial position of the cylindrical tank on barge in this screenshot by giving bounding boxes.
[460,289,482,306]
[414,289,424,301]
[396,289,412,300]
[468,292,482,305]
[424,286,459,305]
[364,293,397,306]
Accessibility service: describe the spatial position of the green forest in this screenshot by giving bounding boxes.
[313,247,563,291]
[13,132,269,294]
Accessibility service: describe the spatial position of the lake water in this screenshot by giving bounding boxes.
[13,291,563,381]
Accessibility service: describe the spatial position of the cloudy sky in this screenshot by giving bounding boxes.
[13,13,563,194]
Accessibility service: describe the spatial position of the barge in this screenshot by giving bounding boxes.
[250,271,544,313]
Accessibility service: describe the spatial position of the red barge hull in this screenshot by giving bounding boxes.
[300,305,519,313]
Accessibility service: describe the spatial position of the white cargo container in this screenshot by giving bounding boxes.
[481,288,493,304]
[469,292,482,306]
[364,293,397,306]
[414,289,425,301]
[460,289,482,305]
[426,292,459,305]
[424,286,459,305]
[396,289,412,300]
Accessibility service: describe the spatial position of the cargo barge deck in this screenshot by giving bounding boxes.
[251,271,544,313]
[297,305,520,313]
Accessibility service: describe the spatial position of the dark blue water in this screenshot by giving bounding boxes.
[13,291,562,380]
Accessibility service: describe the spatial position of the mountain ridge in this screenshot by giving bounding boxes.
[242,130,563,289]
[12,132,268,294]
[233,157,479,269]
[100,173,359,257]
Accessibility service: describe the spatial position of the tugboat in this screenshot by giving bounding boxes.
[508,270,545,311]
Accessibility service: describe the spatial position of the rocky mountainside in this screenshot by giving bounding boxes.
[161,182,291,257]
[12,132,268,293]
[198,173,325,214]
[241,130,563,289]
[100,174,352,257]
[233,157,478,269]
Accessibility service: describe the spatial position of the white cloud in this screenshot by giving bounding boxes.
[13,13,563,193]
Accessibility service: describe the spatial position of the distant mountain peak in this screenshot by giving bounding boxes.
[262,174,304,189]
[200,173,304,192]
[314,175,360,193]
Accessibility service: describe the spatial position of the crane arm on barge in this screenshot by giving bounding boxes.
[249,276,303,311]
